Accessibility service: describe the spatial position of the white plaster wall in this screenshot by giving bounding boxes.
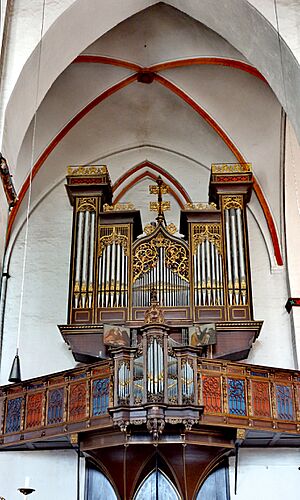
[0,450,85,500]
[2,0,300,173]
[284,119,300,367]
[0,181,74,384]
[229,448,300,500]
[12,79,235,231]
[247,208,294,368]
[7,6,283,269]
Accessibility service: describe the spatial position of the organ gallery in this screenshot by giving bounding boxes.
[1,164,300,499]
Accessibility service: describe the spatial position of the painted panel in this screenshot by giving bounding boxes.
[69,382,87,422]
[251,381,271,417]
[227,378,246,416]
[5,397,22,433]
[92,378,109,416]
[26,392,44,428]
[276,384,294,420]
[47,388,64,425]
[202,375,222,413]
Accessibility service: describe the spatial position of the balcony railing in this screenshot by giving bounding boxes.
[1,352,300,448]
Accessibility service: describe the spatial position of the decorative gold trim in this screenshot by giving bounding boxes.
[166,223,177,235]
[211,163,252,173]
[103,202,135,212]
[192,223,222,255]
[98,225,129,257]
[77,197,96,212]
[133,231,189,283]
[144,224,156,235]
[67,165,108,176]
[150,201,170,212]
[222,195,243,210]
[184,202,217,211]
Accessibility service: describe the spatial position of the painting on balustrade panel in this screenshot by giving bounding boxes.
[47,388,64,425]
[275,384,294,421]
[5,397,23,433]
[92,378,109,416]
[69,382,87,422]
[26,392,44,428]
[227,378,246,416]
[251,381,271,418]
[202,375,222,413]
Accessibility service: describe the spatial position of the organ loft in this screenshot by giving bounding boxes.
[2,164,300,499]
[60,162,262,362]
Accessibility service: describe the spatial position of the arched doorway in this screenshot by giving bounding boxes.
[134,469,181,500]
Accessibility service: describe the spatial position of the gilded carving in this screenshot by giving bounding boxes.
[166,223,177,235]
[133,232,189,283]
[150,201,170,212]
[192,224,222,255]
[184,202,217,210]
[98,226,129,256]
[103,202,135,212]
[144,224,156,235]
[67,165,108,176]
[211,163,252,173]
[77,197,96,212]
[222,195,243,210]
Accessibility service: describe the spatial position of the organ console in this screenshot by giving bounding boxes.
[59,163,262,361]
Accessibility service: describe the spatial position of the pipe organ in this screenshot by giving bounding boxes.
[60,163,262,362]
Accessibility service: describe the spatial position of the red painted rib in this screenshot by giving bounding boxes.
[148,57,266,83]
[113,169,185,209]
[73,55,142,72]
[113,160,191,204]
[7,63,282,265]
[154,74,244,163]
[154,74,282,265]
[6,74,137,242]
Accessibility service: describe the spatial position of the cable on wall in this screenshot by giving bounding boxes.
[8,0,47,383]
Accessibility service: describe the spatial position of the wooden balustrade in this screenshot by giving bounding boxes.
[1,357,300,448]
[0,361,112,447]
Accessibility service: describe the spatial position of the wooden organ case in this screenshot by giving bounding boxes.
[59,164,262,362]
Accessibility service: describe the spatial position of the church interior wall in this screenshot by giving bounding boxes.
[0,2,299,499]
[228,449,300,500]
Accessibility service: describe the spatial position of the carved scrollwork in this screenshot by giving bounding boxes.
[222,195,243,210]
[192,224,222,255]
[211,163,252,173]
[133,232,189,283]
[68,165,108,176]
[77,197,96,212]
[98,226,129,256]
[103,202,135,212]
[184,202,217,211]
[146,417,165,440]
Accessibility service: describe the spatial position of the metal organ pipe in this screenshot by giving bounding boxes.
[236,208,247,304]
[205,239,211,305]
[88,212,95,308]
[74,211,84,308]
[116,243,120,307]
[211,241,216,305]
[81,211,89,307]
[225,210,233,305]
[230,208,240,305]
[219,253,224,305]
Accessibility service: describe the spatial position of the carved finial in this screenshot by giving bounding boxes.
[144,288,165,324]
[149,176,170,224]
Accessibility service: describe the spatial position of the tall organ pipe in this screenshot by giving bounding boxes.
[225,210,233,305]
[211,242,216,305]
[88,212,95,308]
[236,208,247,304]
[230,208,240,305]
